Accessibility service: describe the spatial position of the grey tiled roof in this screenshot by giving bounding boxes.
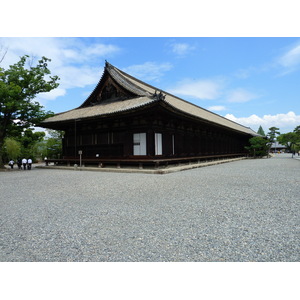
[42,96,154,122]
[42,62,258,136]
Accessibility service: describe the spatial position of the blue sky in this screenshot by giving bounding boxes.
[1,37,300,134]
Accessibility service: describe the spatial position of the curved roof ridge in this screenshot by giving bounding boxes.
[105,61,152,97]
[42,61,258,136]
[78,64,107,108]
[107,62,258,136]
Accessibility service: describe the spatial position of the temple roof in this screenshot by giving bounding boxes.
[41,61,258,136]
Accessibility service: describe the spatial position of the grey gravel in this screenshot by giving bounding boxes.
[0,154,299,261]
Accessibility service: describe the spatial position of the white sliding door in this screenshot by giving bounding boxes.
[155,133,162,155]
[133,133,147,155]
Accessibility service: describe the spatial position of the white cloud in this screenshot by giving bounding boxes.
[275,42,300,75]
[170,78,224,100]
[0,37,120,104]
[207,105,227,111]
[226,88,259,103]
[55,66,101,89]
[278,43,300,68]
[38,88,66,101]
[83,44,120,57]
[123,62,173,81]
[225,111,300,133]
[0,37,120,67]
[170,43,195,56]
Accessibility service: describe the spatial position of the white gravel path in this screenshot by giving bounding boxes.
[0,154,299,261]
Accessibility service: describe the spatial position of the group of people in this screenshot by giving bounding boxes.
[8,158,33,170]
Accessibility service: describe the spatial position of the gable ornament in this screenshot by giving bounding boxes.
[152,90,166,101]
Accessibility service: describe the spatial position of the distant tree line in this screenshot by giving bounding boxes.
[2,129,63,164]
[246,125,300,158]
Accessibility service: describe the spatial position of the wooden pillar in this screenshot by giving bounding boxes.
[147,129,155,157]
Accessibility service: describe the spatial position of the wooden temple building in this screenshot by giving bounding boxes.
[41,61,258,169]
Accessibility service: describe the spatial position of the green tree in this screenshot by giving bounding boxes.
[3,137,21,161]
[0,55,59,168]
[35,130,63,160]
[257,125,266,136]
[266,126,280,152]
[267,126,280,143]
[277,132,298,152]
[275,125,300,153]
[294,126,300,152]
[294,125,300,140]
[245,136,269,157]
[18,128,46,160]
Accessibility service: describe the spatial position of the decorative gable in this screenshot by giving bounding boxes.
[80,69,138,108]
[92,76,135,104]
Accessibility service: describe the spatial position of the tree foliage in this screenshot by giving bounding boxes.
[267,127,280,143]
[294,125,300,138]
[3,137,21,161]
[277,125,300,152]
[245,136,269,157]
[277,132,298,152]
[257,125,266,136]
[19,128,46,160]
[265,126,280,153]
[35,130,63,159]
[0,55,59,167]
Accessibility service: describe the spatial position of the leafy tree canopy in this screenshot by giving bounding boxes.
[277,132,298,152]
[35,130,63,160]
[0,55,59,167]
[245,136,269,157]
[277,125,300,152]
[267,126,280,144]
[294,125,300,136]
[3,137,21,161]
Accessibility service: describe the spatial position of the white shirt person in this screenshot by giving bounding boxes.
[27,158,33,170]
[22,158,27,170]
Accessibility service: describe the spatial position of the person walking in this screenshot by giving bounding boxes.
[17,158,22,169]
[22,158,27,170]
[27,158,32,170]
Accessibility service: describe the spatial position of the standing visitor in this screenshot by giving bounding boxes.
[27,158,32,170]
[22,158,27,170]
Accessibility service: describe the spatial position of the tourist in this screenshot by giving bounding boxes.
[22,158,27,170]
[8,159,14,169]
[17,158,22,169]
[27,158,32,170]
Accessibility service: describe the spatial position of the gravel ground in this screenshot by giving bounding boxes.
[0,154,299,262]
